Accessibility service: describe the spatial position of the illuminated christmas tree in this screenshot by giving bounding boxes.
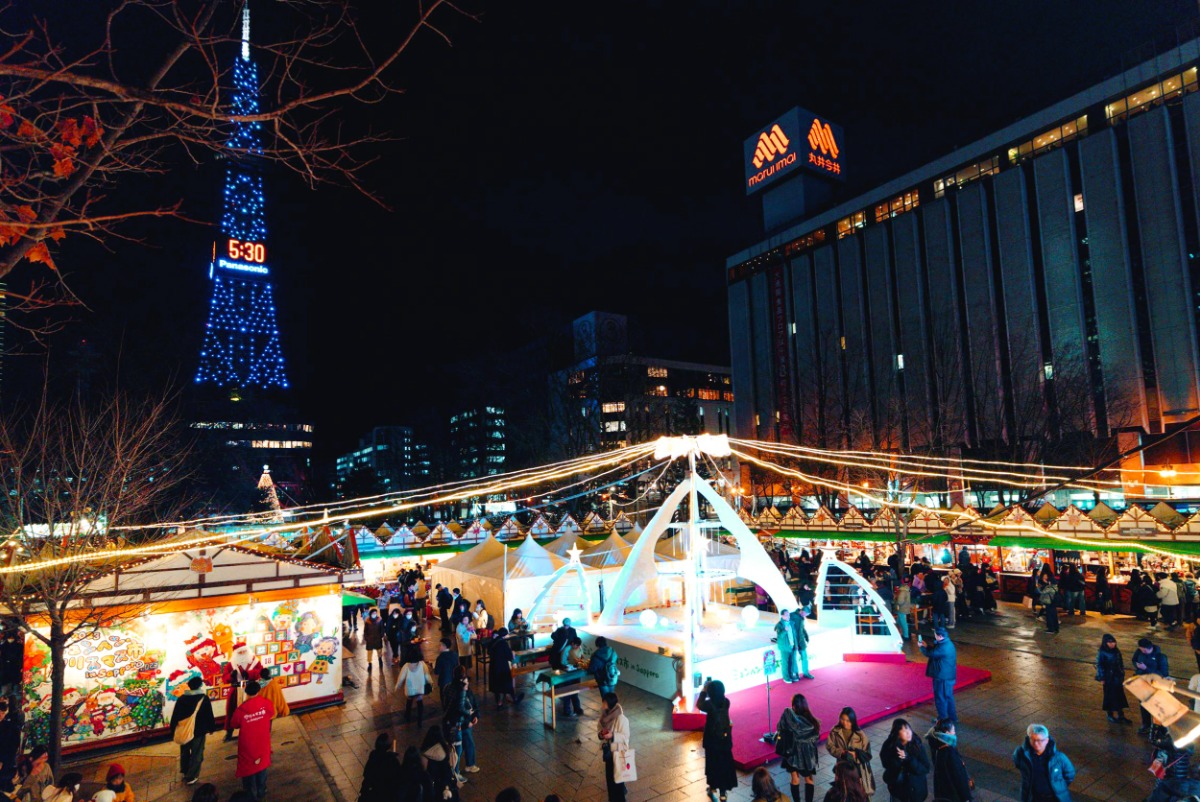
[256,464,284,522]
[194,4,289,391]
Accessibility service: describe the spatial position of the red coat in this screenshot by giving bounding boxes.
[229,695,275,777]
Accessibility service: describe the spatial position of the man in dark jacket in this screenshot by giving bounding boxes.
[1133,637,1170,734]
[927,719,972,802]
[920,627,958,723]
[170,675,218,786]
[1012,724,1075,802]
[433,638,460,700]
[436,584,453,632]
[550,618,577,670]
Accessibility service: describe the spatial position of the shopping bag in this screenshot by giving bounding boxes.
[1022,597,1033,609]
[613,748,638,783]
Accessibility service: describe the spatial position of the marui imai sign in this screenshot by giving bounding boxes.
[744,107,845,194]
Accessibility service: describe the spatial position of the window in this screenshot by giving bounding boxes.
[648,385,668,397]
[783,228,826,257]
[568,371,584,385]
[755,414,761,427]
[933,156,1000,198]
[836,211,866,239]
[790,322,797,335]
[604,420,627,432]
[1008,116,1088,164]
[1074,193,1084,213]
[697,388,721,400]
[602,402,625,414]
[895,354,905,371]
[1106,67,1198,124]
[722,391,734,402]
[648,366,668,378]
[1043,362,1054,381]
[874,190,920,223]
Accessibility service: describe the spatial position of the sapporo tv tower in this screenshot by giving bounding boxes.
[191,3,313,512]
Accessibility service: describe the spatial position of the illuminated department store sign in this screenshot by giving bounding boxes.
[744,107,845,194]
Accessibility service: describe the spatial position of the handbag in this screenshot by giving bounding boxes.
[1149,752,1184,780]
[172,702,201,745]
[612,748,638,783]
[774,728,792,757]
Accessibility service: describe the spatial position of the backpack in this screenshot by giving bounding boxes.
[597,651,620,686]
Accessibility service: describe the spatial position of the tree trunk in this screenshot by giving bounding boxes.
[48,620,66,775]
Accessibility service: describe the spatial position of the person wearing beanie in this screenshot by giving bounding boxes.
[926,719,972,801]
[170,675,218,787]
[257,668,290,719]
[229,680,275,801]
[104,764,135,802]
[919,627,958,724]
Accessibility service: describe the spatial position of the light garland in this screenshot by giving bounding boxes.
[733,447,1199,560]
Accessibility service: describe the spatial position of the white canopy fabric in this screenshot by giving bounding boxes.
[580,531,632,568]
[435,533,508,572]
[475,534,566,579]
[625,522,645,543]
[543,529,583,557]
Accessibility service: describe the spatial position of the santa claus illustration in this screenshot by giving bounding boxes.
[184,638,223,686]
[222,641,262,741]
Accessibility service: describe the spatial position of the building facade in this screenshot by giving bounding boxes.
[334,426,431,498]
[551,312,733,456]
[727,39,1200,499]
[449,407,507,481]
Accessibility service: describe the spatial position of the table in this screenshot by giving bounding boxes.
[536,668,597,729]
[506,630,535,651]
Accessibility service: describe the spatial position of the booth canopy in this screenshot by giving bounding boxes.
[435,533,508,572]
[544,529,583,557]
[343,591,375,606]
[475,534,566,579]
[580,531,632,567]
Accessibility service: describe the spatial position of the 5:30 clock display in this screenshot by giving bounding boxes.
[227,239,266,263]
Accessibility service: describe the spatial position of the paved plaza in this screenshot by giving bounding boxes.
[66,603,1192,802]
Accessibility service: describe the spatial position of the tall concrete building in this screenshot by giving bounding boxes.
[727,37,1200,500]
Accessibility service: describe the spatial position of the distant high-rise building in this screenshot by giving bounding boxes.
[334,426,431,498]
[449,407,506,480]
[551,312,733,456]
[189,5,312,511]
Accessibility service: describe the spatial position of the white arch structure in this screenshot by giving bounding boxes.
[597,435,799,708]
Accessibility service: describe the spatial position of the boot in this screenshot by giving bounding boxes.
[404,698,413,723]
[416,700,424,726]
[790,782,800,802]
[804,783,814,802]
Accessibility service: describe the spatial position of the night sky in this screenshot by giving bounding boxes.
[12,0,1199,467]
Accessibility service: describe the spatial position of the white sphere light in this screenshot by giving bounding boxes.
[639,609,658,629]
[741,605,760,629]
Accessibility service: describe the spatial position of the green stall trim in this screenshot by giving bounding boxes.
[766,529,950,544]
[357,535,610,561]
[986,536,1200,556]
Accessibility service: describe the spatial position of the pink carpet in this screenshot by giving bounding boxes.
[674,659,991,770]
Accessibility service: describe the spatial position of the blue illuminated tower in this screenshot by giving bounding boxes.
[195,5,289,391]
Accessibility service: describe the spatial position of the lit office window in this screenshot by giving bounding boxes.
[836,211,866,239]
[1106,67,1198,124]
[874,190,920,223]
[697,388,721,400]
[647,366,668,378]
[648,385,668,397]
[933,156,1000,198]
[1074,193,1084,213]
[1007,116,1088,164]
[783,229,827,257]
[602,402,625,413]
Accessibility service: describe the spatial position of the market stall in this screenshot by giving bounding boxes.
[21,544,359,755]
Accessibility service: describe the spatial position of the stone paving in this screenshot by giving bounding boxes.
[65,604,1195,802]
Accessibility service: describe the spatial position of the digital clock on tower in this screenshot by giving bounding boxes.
[226,238,266,263]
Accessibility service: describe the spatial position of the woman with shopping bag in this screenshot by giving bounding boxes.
[599,691,633,802]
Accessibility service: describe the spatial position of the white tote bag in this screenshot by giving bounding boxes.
[613,748,637,783]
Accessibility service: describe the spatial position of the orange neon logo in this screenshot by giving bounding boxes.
[752,124,790,168]
[807,119,839,158]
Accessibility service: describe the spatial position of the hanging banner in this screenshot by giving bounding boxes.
[767,263,796,442]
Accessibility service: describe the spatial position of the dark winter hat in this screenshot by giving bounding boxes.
[106,764,125,782]
[1138,637,1154,649]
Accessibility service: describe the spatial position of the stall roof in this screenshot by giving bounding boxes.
[435,533,508,572]
[580,531,633,567]
[475,534,566,579]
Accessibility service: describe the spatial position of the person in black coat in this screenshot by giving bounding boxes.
[550,619,578,670]
[696,680,737,802]
[880,718,930,802]
[927,719,972,802]
[169,675,218,786]
[0,700,20,792]
[397,746,435,802]
[1096,634,1131,724]
[359,733,404,802]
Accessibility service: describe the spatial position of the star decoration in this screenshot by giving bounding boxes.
[567,545,582,565]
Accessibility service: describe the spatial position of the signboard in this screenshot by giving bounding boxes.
[190,557,213,574]
[744,107,845,194]
[762,649,778,676]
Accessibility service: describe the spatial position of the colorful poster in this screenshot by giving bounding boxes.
[22,592,341,748]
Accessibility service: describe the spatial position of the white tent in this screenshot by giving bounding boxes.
[555,514,581,535]
[624,522,645,543]
[581,510,608,533]
[654,532,741,571]
[431,534,570,624]
[580,530,633,568]
[544,529,584,557]
[611,511,635,535]
[435,533,508,572]
[495,517,524,540]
